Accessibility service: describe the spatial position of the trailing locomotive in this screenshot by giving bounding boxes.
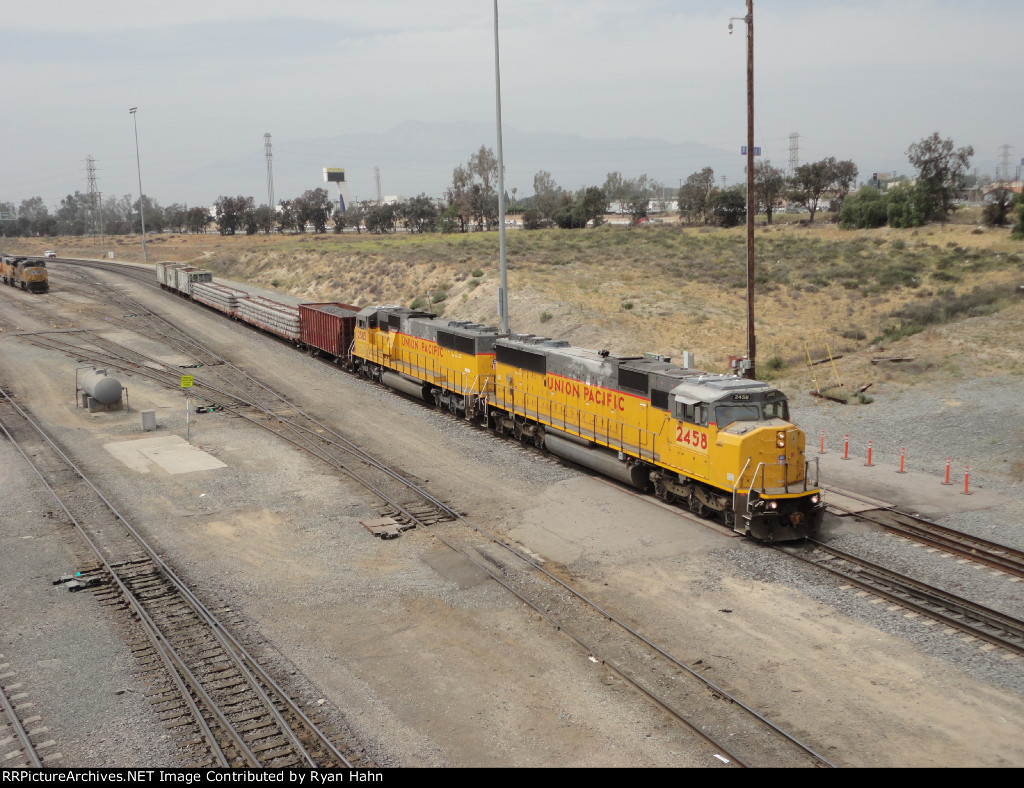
[151,263,822,542]
[1,255,49,293]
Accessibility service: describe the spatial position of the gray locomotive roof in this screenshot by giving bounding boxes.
[670,375,779,403]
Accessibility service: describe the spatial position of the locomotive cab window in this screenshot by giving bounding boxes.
[763,400,789,421]
[674,397,707,426]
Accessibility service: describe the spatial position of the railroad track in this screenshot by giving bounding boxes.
[0,659,48,767]
[823,485,1024,579]
[0,387,365,768]
[27,260,841,767]
[775,540,1024,656]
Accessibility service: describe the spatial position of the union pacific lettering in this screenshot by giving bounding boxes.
[397,333,444,358]
[546,375,629,412]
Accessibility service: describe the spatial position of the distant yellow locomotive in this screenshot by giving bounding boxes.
[350,305,822,542]
[1,255,49,294]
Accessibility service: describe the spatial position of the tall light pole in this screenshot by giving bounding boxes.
[730,2,755,379]
[493,0,510,333]
[129,107,149,262]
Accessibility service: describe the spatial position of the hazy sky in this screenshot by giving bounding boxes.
[4,1,1022,209]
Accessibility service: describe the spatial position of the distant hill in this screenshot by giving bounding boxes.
[164,121,744,207]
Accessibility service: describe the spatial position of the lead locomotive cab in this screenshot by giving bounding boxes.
[661,376,823,541]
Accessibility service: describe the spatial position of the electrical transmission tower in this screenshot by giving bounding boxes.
[264,133,275,211]
[86,156,102,238]
[788,132,800,175]
[374,167,383,204]
[998,144,1012,182]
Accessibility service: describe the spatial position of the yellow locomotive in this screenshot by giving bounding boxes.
[488,335,821,540]
[1,255,49,294]
[352,306,500,418]
[350,305,821,542]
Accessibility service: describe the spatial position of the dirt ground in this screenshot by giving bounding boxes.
[0,264,1022,768]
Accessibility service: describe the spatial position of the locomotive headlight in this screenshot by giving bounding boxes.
[810,494,820,505]
[776,430,786,448]
[768,500,778,510]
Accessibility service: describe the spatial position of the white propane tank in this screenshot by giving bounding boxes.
[81,368,122,405]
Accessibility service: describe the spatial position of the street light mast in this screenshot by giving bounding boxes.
[493,0,510,333]
[129,107,149,262]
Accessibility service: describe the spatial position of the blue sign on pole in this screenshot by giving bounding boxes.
[741,146,761,156]
[338,194,346,213]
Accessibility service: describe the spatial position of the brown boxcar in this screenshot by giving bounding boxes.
[299,302,361,360]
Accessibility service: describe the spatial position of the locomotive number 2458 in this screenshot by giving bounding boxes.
[675,426,708,449]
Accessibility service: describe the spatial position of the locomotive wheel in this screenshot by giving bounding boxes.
[688,494,707,518]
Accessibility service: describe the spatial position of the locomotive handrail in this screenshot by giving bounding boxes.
[805,457,820,491]
[733,457,752,516]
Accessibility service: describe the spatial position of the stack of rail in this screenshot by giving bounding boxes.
[192,282,251,318]
[174,266,213,295]
[236,295,301,341]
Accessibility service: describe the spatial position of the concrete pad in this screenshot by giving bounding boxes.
[816,453,1008,519]
[509,476,728,568]
[104,435,227,475]
[422,548,491,589]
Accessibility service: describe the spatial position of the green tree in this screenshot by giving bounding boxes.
[277,199,299,233]
[710,187,746,227]
[185,206,209,234]
[438,204,460,234]
[444,145,501,232]
[521,208,544,230]
[294,188,333,233]
[402,194,439,233]
[214,195,254,235]
[788,157,857,222]
[532,171,563,219]
[981,187,1014,227]
[905,133,973,222]
[364,202,397,234]
[839,187,888,229]
[676,167,716,225]
[447,164,473,232]
[56,191,94,235]
[752,162,786,225]
[1012,194,1024,239]
[576,186,607,227]
[885,182,929,229]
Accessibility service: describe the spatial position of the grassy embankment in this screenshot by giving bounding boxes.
[11,217,1024,395]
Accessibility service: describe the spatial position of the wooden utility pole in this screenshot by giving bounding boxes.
[744,0,756,380]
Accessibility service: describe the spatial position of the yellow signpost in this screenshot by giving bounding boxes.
[181,375,194,441]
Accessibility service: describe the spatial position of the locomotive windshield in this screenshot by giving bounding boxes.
[715,399,789,427]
